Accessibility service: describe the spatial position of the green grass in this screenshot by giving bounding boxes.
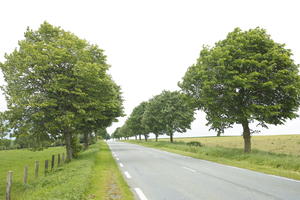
[160,134,300,156]
[0,146,65,199]
[86,141,134,200]
[1,142,134,200]
[127,138,300,180]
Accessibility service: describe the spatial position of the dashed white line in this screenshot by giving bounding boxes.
[124,171,131,179]
[182,166,196,173]
[134,188,148,200]
[116,157,119,161]
[119,163,124,167]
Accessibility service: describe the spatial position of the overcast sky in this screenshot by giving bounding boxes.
[1,0,300,137]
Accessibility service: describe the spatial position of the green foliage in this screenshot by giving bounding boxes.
[0,22,123,158]
[186,141,202,147]
[126,101,149,138]
[143,90,195,142]
[71,136,82,158]
[180,27,300,151]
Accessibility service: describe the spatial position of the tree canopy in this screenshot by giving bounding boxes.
[180,27,300,152]
[0,22,123,159]
[143,90,195,142]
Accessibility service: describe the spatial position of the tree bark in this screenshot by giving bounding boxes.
[135,135,137,140]
[64,130,73,162]
[144,134,148,142]
[155,134,158,142]
[242,120,251,153]
[170,133,173,143]
[83,132,89,150]
[139,134,141,140]
[217,131,221,137]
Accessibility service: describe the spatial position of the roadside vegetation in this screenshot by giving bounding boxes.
[127,135,300,180]
[86,141,134,200]
[112,27,300,154]
[0,146,65,199]
[0,141,133,200]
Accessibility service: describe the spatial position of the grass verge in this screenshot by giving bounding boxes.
[1,141,133,200]
[127,140,300,180]
[86,141,134,200]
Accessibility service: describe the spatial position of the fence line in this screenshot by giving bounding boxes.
[5,153,65,200]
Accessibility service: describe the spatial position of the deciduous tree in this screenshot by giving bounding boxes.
[180,27,300,152]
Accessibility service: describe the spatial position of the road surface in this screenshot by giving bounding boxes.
[107,141,300,200]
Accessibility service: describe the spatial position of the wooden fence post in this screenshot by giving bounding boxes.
[62,153,65,163]
[45,160,49,176]
[6,171,12,200]
[58,154,61,166]
[23,166,28,184]
[35,161,39,178]
[51,155,55,170]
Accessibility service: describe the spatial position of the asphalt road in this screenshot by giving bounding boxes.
[107,141,300,200]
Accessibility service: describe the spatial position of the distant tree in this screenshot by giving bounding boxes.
[143,91,195,142]
[127,102,149,141]
[180,27,300,152]
[0,22,123,160]
[97,128,110,140]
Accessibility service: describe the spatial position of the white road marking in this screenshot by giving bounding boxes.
[119,163,124,167]
[134,188,148,200]
[116,157,119,161]
[182,166,196,173]
[124,171,131,179]
[268,174,300,183]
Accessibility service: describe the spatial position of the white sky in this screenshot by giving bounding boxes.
[1,0,300,137]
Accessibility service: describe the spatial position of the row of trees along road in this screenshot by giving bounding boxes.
[112,91,195,143]
[0,22,123,160]
[114,27,300,153]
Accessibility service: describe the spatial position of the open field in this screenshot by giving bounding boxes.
[127,134,300,180]
[157,134,300,156]
[1,141,133,200]
[0,146,65,199]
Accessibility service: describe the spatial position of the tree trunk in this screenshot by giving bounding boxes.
[135,135,137,140]
[170,133,173,143]
[64,130,73,162]
[217,131,221,137]
[242,120,251,153]
[144,135,148,142]
[139,134,141,140]
[83,132,89,150]
[155,134,158,142]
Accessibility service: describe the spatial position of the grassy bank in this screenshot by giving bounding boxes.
[158,134,300,156]
[127,136,300,180]
[1,141,133,200]
[86,141,134,200]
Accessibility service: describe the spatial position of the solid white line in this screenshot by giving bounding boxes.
[182,166,196,173]
[119,163,124,167]
[268,174,300,183]
[134,188,148,200]
[124,171,131,179]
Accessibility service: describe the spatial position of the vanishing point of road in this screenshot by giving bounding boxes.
[108,141,300,200]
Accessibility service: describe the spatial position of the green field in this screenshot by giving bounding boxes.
[160,134,300,156]
[1,141,133,200]
[0,146,65,199]
[128,134,300,180]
